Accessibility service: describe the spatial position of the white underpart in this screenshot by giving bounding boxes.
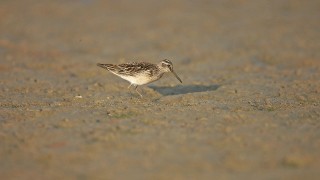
[111,71,162,86]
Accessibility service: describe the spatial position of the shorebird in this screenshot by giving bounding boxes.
[97,59,182,97]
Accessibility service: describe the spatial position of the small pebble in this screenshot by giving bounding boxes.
[75,95,83,98]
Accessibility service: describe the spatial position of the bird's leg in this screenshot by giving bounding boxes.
[128,84,133,95]
[134,85,143,97]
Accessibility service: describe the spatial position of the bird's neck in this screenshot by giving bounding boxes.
[157,63,167,74]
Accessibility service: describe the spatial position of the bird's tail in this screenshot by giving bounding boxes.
[97,63,116,71]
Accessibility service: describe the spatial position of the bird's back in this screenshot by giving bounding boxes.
[97,62,159,77]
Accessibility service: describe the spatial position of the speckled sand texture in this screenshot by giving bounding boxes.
[1,0,320,179]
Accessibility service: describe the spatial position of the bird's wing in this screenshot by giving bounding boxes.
[98,62,158,77]
[117,62,155,76]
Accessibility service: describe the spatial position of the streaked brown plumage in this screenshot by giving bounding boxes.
[97,59,182,97]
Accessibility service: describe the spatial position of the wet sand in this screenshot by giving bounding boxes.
[1,0,320,179]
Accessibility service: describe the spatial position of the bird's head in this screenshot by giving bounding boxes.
[160,59,182,83]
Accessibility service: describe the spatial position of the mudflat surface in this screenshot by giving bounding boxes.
[1,0,320,179]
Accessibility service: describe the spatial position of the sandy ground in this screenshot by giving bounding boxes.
[1,0,320,179]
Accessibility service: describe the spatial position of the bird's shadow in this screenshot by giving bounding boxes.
[148,84,220,96]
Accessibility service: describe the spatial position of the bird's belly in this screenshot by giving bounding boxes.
[120,74,160,85]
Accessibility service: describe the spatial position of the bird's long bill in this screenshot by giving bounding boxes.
[171,70,182,83]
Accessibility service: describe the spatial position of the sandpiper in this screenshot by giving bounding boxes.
[97,59,182,97]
